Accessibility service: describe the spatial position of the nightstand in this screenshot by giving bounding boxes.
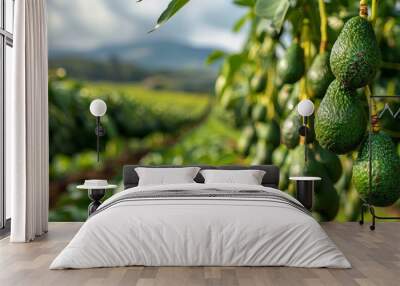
[289,176,321,210]
[77,181,117,216]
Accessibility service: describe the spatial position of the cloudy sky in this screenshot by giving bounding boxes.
[48,0,248,52]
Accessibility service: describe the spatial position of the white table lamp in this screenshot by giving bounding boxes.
[297,99,315,162]
[90,99,107,162]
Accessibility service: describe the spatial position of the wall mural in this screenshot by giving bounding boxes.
[48,0,400,222]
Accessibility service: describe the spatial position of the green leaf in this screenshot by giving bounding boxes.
[206,50,226,65]
[222,54,245,81]
[255,0,290,33]
[149,0,190,32]
[233,11,252,33]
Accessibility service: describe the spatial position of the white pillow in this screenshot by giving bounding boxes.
[200,169,266,185]
[135,167,200,186]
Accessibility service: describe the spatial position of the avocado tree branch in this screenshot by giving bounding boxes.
[370,0,378,25]
[300,19,311,100]
[318,0,328,53]
[381,61,400,70]
[365,85,380,135]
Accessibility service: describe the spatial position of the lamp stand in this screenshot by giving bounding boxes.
[94,116,105,162]
[299,116,309,163]
[304,116,308,162]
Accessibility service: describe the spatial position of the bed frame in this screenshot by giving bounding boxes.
[123,165,280,189]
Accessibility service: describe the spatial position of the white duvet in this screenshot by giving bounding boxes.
[50,183,351,269]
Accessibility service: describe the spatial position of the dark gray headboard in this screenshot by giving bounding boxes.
[123,165,280,189]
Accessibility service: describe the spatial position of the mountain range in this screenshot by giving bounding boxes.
[49,40,217,71]
[49,41,221,92]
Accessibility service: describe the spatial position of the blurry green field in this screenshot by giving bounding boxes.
[87,81,209,111]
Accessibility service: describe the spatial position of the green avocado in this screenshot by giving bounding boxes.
[237,125,256,156]
[289,146,340,220]
[277,42,305,86]
[279,163,290,190]
[330,16,381,88]
[252,139,274,164]
[352,132,400,207]
[277,84,293,115]
[230,97,250,128]
[281,109,301,149]
[272,144,288,167]
[313,179,340,221]
[251,103,268,122]
[314,143,342,183]
[281,109,316,149]
[283,83,300,117]
[279,151,292,190]
[250,71,267,93]
[289,145,328,179]
[315,80,367,154]
[307,52,334,98]
[241,99,253,120]
[255,120,280,147]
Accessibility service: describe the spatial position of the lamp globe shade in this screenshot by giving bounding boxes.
[297,99,314,117]
[90,99,107,117]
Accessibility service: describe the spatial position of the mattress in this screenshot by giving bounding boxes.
[50,183,351,269]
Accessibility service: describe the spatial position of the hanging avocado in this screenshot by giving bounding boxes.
[283,83,300,117]
[279,151,292,190]
[313,179,340,221]
[237,125,256,156]
[314,143,343,183]
[330,16,381,88]
[251,103,268,122]
[272,144,288,167]
[279,163,290,190]
[252,139,274,164]
[250,71,267,93]
[289,145,327,179]
[281,109,301,149]
[352,132,400,207]
[255,120,280,147]
[307,52,334,98]
[315,80,367,154]
[277,84,293,115]
[277,42,305,86]
[240,100,254,124]
[289,145,340,220]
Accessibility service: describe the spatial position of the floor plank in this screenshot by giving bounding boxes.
[0,222,399,286]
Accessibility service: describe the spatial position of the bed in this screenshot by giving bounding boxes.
[50,165,351,269]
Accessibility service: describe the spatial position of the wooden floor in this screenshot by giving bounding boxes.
[0,222,399,286]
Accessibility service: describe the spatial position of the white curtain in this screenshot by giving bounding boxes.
[7,0,49,242]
